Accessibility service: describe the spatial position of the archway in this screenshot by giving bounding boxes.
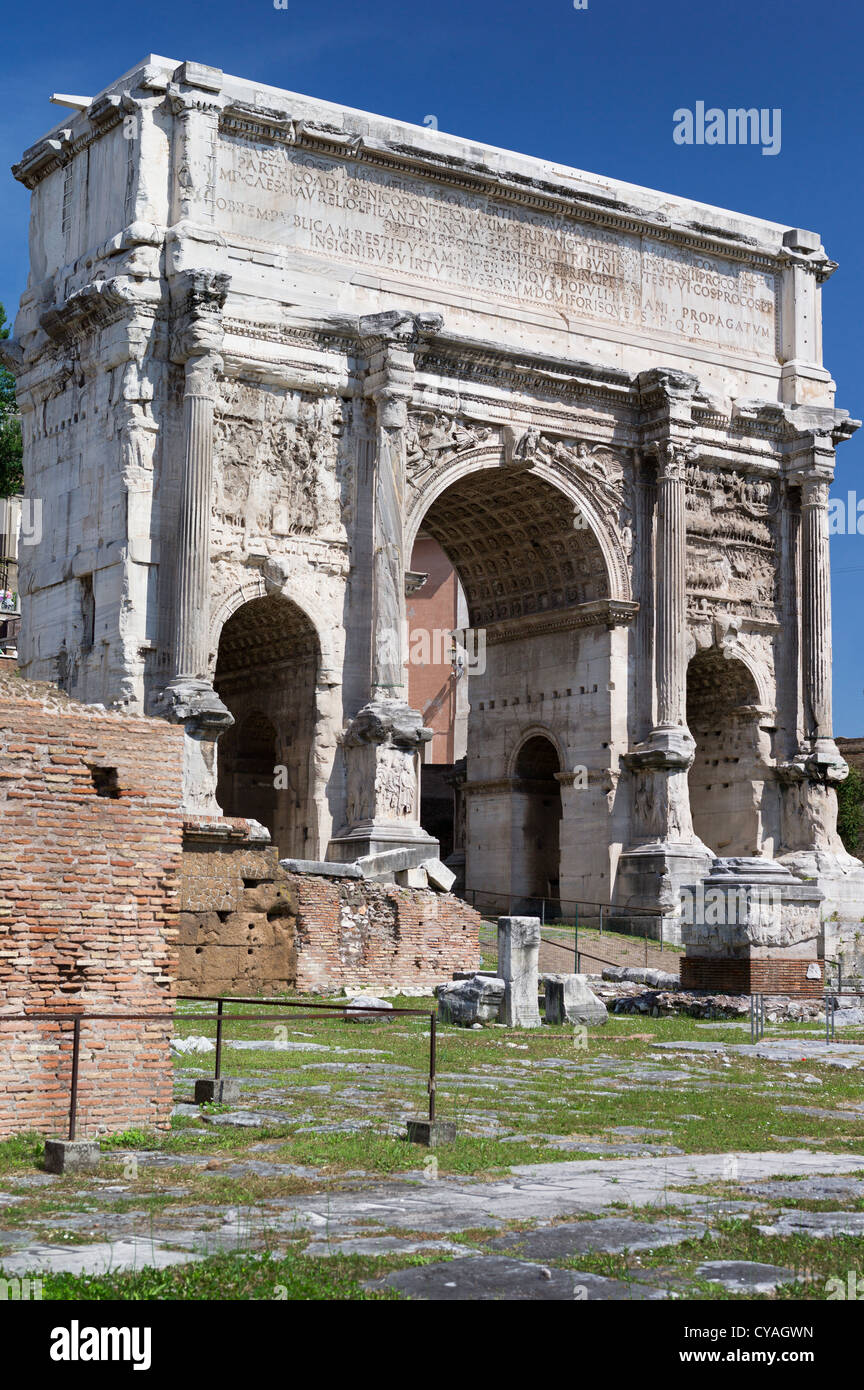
[408,463,613,907]
[214,593,320,858]
[686,647,764,855]
[511,734,563,912]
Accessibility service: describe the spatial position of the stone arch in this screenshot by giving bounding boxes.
[406,453,628,908]
[508,724,569,778]
[214,592,322,858]
[509,732,563,914]
[405,444,630,605]
[686,645,769,856]
[208,572,340,684]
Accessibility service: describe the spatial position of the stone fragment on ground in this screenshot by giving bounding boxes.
[436,974,505,1026]
[543,973,607,1026]
[755,1210,864,1238]
[602,966,680,990]
[695,1260,800,1294]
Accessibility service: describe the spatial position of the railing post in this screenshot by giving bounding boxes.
[68,1016,81,1142]
[214,998,224,1081]
[428,1013,437,1123]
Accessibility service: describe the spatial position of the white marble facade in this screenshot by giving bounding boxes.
[4,55,864,951]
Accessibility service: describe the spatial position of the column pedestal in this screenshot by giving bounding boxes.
[327,698,439,862]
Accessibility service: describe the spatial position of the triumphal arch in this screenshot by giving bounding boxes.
[6,55,864,946]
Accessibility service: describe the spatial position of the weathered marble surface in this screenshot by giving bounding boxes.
[3,54,863,960]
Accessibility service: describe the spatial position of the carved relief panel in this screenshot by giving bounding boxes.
[685,462,779,620]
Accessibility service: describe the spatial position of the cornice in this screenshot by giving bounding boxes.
[215,103,810,278]
[483,598,639,647]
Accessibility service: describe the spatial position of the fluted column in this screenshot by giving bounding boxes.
[617,370,711,938]
[777,436,848,855]
[160,269,233,815]
[174,351,219,680]
[655,443,689,729]
[801,476,832,741]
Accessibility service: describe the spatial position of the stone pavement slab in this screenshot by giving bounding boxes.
[486,1216,710,1260]
[695,1260,799,1294]
[0,1236,204,1276]
[742,1176,864,1201]
[373,1254,670,1300]
[755,1210,864,1238]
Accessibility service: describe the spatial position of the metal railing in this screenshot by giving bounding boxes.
[5,995,442,1141]
[475,893,670,977]
[747,991,864,1044]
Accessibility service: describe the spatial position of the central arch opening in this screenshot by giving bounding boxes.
[214,592,320,858]
[408,463,611,907]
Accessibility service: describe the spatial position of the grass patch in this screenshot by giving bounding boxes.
[11,1249,401,1301]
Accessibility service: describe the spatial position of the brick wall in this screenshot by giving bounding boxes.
[290,872,482,993]
[681,957,825,997]
[0,674,184,1140]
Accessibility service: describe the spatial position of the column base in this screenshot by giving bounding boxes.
[614,842,714,945]
[327,823,439,864]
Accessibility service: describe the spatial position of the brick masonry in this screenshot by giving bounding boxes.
[179,821,482,995]
[290,872,483,994]
[0,673,184,1140]
[681,957,826,997]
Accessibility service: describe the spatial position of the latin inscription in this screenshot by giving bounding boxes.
[214,137,777,357]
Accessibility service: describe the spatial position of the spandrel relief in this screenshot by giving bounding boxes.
[212,385,349,549]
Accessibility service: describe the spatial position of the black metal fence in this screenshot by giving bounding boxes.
[5,996,441,1142]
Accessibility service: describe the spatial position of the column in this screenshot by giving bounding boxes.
[801,475,833,743]
[327,310,443,862]
[616,371,711,939]
[174,348,220,681]
[655,442,689,730]
[160,270,233,815]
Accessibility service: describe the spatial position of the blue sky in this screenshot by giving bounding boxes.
[2,0,862,730]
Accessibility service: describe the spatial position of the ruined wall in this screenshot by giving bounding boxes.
[290,873,482,994]
[0,675,183,1139]
[179,824,482,994]
[179,821,297,994]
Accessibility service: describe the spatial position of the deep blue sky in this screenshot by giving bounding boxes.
[2,0,862,731]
